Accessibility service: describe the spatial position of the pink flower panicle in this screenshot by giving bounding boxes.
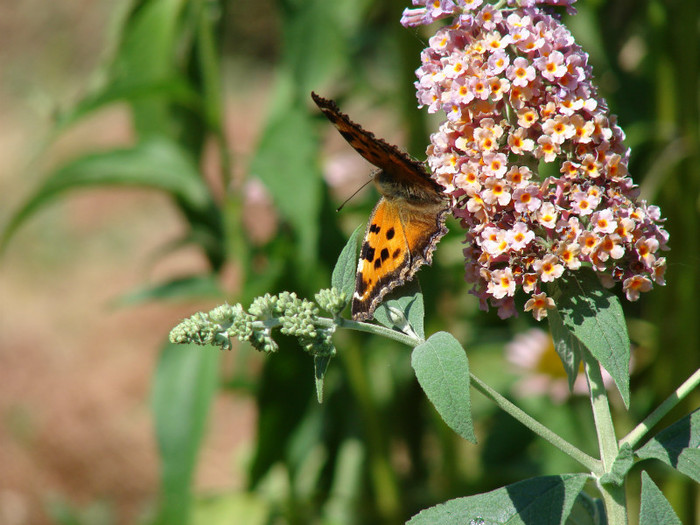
[404,0,669,320]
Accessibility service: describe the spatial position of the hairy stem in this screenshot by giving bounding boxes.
[620,367,700,449]
[583,353,627,525]
[470,374,601,474]
[337,317,600,473]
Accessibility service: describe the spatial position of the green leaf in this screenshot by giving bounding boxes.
[250,102,321,269]
[322,438,364,523]
[547,305,583,390]
[110,0,189,136]
[314,355,332,404]
[411,332,475,443]
[599,443,635,486]
[151,342,220,525]
[374,279,425,339]
[636,408,700,483]
[331,224,363,302]
[280,0,350,95]
[548,269,631,407]
[53,78,200,137]
[639,471,682,525]
[566,492,606,525]
[1,138,214,251]
[113,275,224,306]
[408,474,589,524]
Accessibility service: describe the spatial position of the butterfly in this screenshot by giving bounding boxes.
[311,92,449,321]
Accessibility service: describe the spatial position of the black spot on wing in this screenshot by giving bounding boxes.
[356,272,367,296]
[360,242,375,262]
[374,258,382,269]
[392,248,401,259]
[386,227,395,240]
[380,248,390,261]
[339,130,356,143]
[369,224,381,234]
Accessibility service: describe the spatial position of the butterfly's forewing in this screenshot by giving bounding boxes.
[311,92,442,193]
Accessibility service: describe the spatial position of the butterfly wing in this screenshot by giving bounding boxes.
[352,198,448,321]
[312,92,450,321]
[311,92,443,195]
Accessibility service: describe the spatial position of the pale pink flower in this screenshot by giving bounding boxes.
[623,275,653,301]
[513,185,542,213]
[591,210,617,235]
[533,254,565,282]
[507,222,535,251]
[537,202,559,229]
[488,268,516,299]
[524,293,555,320]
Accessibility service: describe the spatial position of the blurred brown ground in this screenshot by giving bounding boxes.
[0,3,260,523]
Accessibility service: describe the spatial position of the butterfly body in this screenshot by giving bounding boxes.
[312,92,449,321]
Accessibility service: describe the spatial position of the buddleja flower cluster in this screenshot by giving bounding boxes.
[402,0,669,320]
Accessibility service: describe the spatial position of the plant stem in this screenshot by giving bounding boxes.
[336,318,421,346]
[469,374,601,474]
[583,353,627,525]
[334,318,600,473]
[620,367,700,449]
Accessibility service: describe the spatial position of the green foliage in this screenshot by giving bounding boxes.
[250,100,322,268]
[408,474,589,525]
[566,492,606,525]
[331,224,363,303]
[599,443,634,486]
[1,139,218,253]
[3,0,699,523]
[411,332,475,443]
[374,279,425,340]
[639,472,682,525]
[548,270,631,407]
[151,342,220,525]
[114,275,225,306]
[636,408,700,484]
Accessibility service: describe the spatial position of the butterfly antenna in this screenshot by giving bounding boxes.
[336,177,374,212]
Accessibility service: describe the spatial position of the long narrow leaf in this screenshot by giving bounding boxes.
[52,78,200,138]
[331,225,363,302]
[1,138,214,251]
[152,342,220,525]
[113,275,224,306]
[111,0,190,136]
[250,101,321,269]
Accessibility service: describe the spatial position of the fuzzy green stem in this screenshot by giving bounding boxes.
[583,353,627,524]
[243,314,603,480]
[469,374,601,474]
[620,367,700,449]
[335,318,422,346]
[334,317,600,473]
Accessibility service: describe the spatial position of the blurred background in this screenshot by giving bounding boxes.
[0,0,697,524]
